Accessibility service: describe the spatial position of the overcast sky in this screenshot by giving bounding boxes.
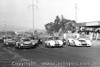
[0,0,100,30]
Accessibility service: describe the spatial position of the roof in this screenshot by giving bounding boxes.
[76,21,100,27]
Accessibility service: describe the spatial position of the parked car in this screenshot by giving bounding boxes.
[67,38,92,47]
[4,38,16,46]
[15,38,38,49]
[45,36,64,47]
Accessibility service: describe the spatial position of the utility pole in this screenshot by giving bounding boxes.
[4,21,7,36]
[75,3,79,32]
[28,0,38,35]
[32,0,34,35]
[75,3,78,23]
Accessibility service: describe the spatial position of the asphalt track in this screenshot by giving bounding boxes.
[6,40,100,67]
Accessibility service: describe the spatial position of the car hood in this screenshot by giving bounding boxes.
[5,40,15,42]
[30,40,38,43]
[22,41,31,44]
[47,40,63,44]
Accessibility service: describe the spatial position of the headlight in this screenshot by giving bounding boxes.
[63,40,65,42]
[20,44,23,46]
[87,44,89,45]
[86,40,92,45]
[40,39,42,41]
[32,43,35,45]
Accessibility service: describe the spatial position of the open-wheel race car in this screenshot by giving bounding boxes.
[67,38,92,47]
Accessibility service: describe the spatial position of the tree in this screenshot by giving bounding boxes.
[44,15,76,34]
[60,15,71,32]
[45,22,54,35]
[60,15,76,33]
[53,15,61,32]
[64,20,76,33]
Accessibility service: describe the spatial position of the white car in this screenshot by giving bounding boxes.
[67,38,92,47]
[45,36,64,47]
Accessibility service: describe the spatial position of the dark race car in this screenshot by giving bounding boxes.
[15,38,38,49]
[28,35,43,44]
[4,38,16,46]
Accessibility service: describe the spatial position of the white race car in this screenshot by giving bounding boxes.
[45,36,64,47]
[67,38,92,47]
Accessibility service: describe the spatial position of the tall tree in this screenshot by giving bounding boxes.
[53,16,61,32]
[44,15,76,34]
[45,22,54,34]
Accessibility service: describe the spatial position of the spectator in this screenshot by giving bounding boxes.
[63,33,66,39]
[90,32,93,40]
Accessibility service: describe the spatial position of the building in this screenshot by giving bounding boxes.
[76,21,100,28]
[76,21,100,40]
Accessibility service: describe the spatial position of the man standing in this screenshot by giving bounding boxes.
[63,33,66,39]
[90,32,93,40]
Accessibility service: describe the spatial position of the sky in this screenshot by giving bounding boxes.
[0,0,100,30]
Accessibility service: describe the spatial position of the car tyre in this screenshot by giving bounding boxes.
[49,43,52,48]
[67,41,70,46]
[4,43,7,47]
[18,44,22,49]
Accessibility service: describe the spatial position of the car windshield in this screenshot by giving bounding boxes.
[22,39,30,41]
[78,40,85,42]
[6,39,12,40]
[78,38,86,42]
[49,37,59,40]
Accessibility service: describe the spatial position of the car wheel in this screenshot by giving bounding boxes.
[68,42,70,46]
[38,39,43,44]
[6,43,8,45]
[72,42,76,46]
[60,45,64,48]
[67,40,70,46]
[15,44,18,49]
[45,43,48,48]
[4,43,7,47]
[49,43,52,48]
[18,44,22,49]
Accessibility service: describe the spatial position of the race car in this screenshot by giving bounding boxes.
[15,38,38,49]
[0,36,4,43]
[67,38,92,47]
[4,38,16,46]
[28,35,43,44]
[45,36,64,47]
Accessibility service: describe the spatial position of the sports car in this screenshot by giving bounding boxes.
[45,36,64,47]
[4,38,16,46]
[15,38,38,49]
[67,38,92,46]
[28,35,43,44]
